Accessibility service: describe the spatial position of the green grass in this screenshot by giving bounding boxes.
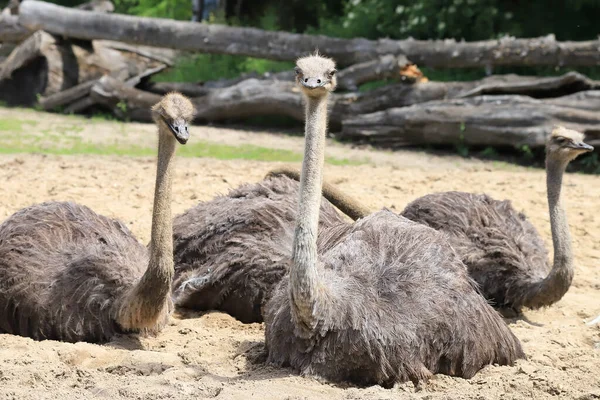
[0,121,363,165]
[0,119,37,132]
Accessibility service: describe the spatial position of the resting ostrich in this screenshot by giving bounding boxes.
[172,161,344,324]
[269,127,593,314]
[0,92,194,343]
[263,54,524,387]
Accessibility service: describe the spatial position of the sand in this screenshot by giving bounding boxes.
[0,111,599,400]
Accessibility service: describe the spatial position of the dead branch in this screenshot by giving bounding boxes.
[340,91,600,149]
[19,1,600,68]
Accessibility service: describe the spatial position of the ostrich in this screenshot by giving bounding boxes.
[269,126,593,314]
[172,161,345,323]
[263,54,524,387]
[0,92,194,343]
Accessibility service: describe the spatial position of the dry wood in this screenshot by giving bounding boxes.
[1,0,20,16]
[91,75,159,120]
[336,54,411,91]
[0,32,85,104]
[75,71,600,129]
[63,96,96,114]
[0,14,29,42]
[39,79,98,111]
[0,30,171,106]
[340,91,600,149]
[91,76,304,122]
[334,71,600,118]
[75,0,114,13]
[142,82,212,97]
[19,1,600,68]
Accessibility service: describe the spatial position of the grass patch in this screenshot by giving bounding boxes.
[0,118,38,132]
[0,132,364,165]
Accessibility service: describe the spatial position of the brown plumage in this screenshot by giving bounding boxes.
[402,128,592,311]
[273,127,592,313]
[172,174,344,323]
[262,54,524,386]
[0,92,195,343]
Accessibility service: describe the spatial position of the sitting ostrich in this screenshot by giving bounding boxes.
[270,127,593,314]
[263,54,524,387]
[0,92,194,343]
[172,160,344,323]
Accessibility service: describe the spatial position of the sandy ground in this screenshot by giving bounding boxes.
[0,109,599,399]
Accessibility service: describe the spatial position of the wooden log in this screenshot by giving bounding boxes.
[39,79,98,111]
[0,31,83,104]
[43,64,167,112]
[75,0,114,13]
[90,75,159,121]
[88,71,600,126]
[339,91,600,149]
[63,95,96,114]
[1,0,20,16]
[19,1,600,68]
[142,82,212,97]
[0,14,29,42]
[0,30,172,106]
[334,71,600,117]
[336,54,411,91]
[91,76,304,122]
[194,57,420,92]
[94,40,179,66]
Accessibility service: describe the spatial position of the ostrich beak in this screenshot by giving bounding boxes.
[164,118,189,144]
[569,141,594,152]
[301,77,326,90]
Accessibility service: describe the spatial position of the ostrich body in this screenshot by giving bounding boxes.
[263,54,524,387]
[272,127,593,313]
[172,174,344,323]
[0,93,194,343]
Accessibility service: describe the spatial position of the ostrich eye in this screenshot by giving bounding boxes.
[294,67,302,75]
[556,137,566,144]
[328,69,337,77]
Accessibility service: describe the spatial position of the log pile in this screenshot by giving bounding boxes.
[1,0,599,150]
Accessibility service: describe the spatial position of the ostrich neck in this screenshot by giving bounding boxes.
[290,95,329,334]
[546,158,573,272]
[140,129,176,302]
[113,123,177,331]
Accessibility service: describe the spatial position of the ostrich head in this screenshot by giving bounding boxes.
[294,53,337,98]
[547,126,594,163]
[151,92,195,144]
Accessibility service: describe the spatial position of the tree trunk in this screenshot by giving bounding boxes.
[91,76,304,122]
[18,1,600,68]
[75,0,115,13]
[340,91,600,149]
[0,14,29,42]
[336,54,412,91]
[57,70,600,128]
[39,79,98,111]
[0,31,172,106]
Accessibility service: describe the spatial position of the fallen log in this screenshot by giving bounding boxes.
[340,91,600,149]
[40,64,167,112]
[75,0,114,13]
[1,0,20,16]
[0,14,29,42]
[0,31,173,106]
[79,71,600,126]
[91,76,304,122]
[0,32,84,104]
[334,71,600,117]
[39,79,98,111]
[19,0,600,68]
[90,75,159,121]
[336,54,412,91]
[142,81,212,97]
